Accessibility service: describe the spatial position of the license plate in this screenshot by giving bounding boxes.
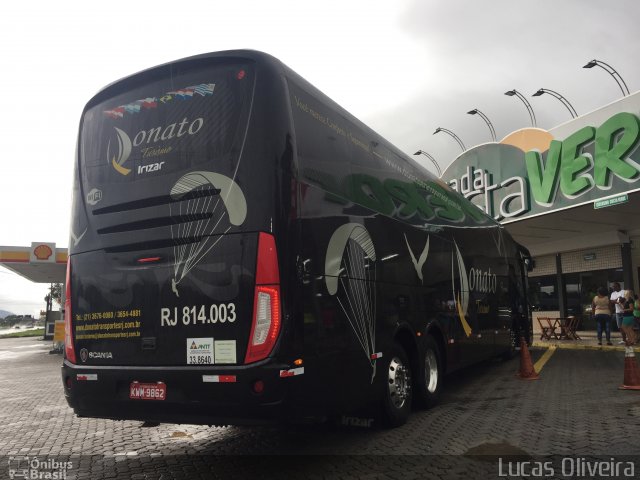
[129,381,166,400]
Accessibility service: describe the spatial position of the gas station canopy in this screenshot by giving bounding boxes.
[0,242,67,283]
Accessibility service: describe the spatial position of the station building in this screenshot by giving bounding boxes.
[441,92,640,330]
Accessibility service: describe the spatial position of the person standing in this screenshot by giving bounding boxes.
[634,294,640,344]
[621,291,637,347]
[610,282,627,344]
[592,287,612,346]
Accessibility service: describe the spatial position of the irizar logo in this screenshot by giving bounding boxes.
[107,117,204,176]
[341,416,374,428]
[138,161,165,174]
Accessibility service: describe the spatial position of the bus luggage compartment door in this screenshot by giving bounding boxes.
[68,232,260,367]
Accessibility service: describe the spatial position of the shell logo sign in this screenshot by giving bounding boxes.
[30,242,56,263]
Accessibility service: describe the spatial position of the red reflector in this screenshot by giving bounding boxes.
[202,375,237,383]
[279,367,304,377]
[255,232,280,284]
[64,259,76,364]
[252,380,265,394]
[137,257,161,263]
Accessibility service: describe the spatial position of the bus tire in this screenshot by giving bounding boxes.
[380,343,413,428]
[415,335,442,409]
[501,331,518,361]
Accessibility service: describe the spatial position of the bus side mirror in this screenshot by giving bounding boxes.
[524,258,535,272]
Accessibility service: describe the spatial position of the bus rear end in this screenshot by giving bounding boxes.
[61,53,298,425]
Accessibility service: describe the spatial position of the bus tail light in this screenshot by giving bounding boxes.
[64,259,76,364]
[245,233,281,364]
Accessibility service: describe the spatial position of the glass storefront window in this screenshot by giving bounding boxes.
[529,268,624,330]
[579,268,623,330]
[528,275,557,311]
[565,273,581,317]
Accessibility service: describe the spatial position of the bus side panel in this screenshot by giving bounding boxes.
[287,75,521,399]
[296,214,381,417]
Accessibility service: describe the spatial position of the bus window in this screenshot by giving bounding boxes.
[81,63,253,184]
[289,82,350,200]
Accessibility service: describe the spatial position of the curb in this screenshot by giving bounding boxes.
[532,341,627,352]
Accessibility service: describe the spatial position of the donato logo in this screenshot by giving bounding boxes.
[451,240,499,337]
[106,117,204,176]
[468,267,497,294]
[107,127,132,175]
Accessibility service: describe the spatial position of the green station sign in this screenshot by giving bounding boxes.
[594,194,629,209]
[441,94,640,223]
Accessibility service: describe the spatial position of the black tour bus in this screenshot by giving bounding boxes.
[62,50,532,427]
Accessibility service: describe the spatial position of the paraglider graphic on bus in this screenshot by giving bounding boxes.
[169,171,247,297]
[325,223,378,383]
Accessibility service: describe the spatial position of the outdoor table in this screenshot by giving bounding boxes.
[537,317,560,340]
[558,316,581,340]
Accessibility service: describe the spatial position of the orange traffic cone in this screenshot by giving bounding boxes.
[619,346,640,390]
[516,337,539,380]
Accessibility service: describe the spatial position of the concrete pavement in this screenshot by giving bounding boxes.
[1,335,640,479]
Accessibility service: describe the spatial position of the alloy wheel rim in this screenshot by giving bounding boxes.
[425,349,438,393]
[388,356,410,409]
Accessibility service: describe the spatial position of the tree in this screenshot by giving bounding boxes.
[50,283,63,306]
[44,283,63,315]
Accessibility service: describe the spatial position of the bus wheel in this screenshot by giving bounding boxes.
[415,335,442,409]
[380,343,412,427]
[501,331,518,361]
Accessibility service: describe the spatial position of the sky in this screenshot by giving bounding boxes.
[1,0,639,316]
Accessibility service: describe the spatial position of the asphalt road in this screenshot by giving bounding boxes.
[1,337,639,479]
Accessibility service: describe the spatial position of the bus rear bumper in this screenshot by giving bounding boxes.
[61,360,299,425]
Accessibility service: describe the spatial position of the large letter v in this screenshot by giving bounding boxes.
[404,234,429,284]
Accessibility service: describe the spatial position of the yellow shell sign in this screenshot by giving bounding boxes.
[30,242,56,263]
